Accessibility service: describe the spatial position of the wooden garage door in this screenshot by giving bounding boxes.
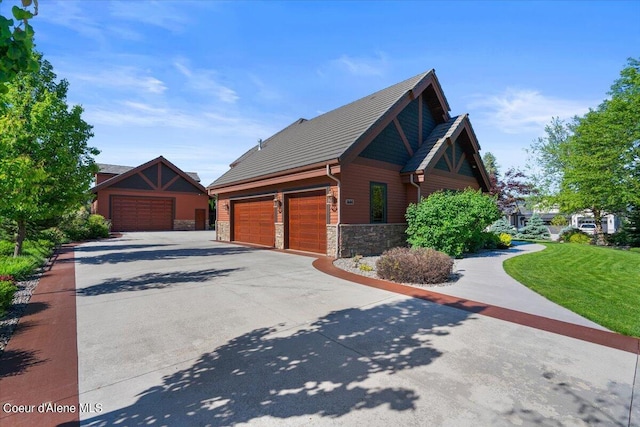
[287,191,327,254]
[233,198,275,247]
[111,196,173,231]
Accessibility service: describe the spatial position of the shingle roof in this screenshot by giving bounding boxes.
[401,115,466,173]
[210,70,435,188]
[97,162,201,182]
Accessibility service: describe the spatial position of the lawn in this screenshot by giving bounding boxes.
[504,243,640,337]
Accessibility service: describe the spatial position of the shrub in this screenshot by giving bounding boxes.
[569,233,592,244]
[516,213,550,240]
[37,227,66,246]
[0,256,39,281]
[405,189,501,257]
[376,247,453,284]
[359,263,373,272]
[478,231,500,250]
[489,217,517,236]
[550,215,569,226]
[498,233,512,248]
[61,210,110,241]
[0,241,14,256]
[0,278,17,317]
[559,227,590,243]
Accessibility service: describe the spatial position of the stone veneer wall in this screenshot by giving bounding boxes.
[326,225,337,258]
[174,219,196,231]
[338,223,407,257]
[275,223,284,249]
[216,221,230,241]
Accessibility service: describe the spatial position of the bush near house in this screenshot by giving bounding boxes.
[60,209,110,241]
[498,233,512,248]
[406,189,501,257]
[0,275,17,317]
[559,227,592,244]
[376,247,453,284]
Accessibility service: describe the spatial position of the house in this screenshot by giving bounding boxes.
[207,70,491,257]
[91,156,210,232]
[571,212,620,234]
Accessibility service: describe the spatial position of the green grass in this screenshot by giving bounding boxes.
[504,243,640,337]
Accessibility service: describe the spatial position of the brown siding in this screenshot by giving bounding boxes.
[96,173,118,185]
[94,188,209,223]
[341,162,407,224]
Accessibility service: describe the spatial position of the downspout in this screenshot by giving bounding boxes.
[326,164,341,258]
[409,173,421,202]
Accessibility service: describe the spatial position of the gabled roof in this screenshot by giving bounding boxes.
[210,70,451,188]
[401,115,467,173]
[97,162,201,182]
[91,156,206,193]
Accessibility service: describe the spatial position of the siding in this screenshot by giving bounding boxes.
[341,162,407,224]
[397,98,420,152]
[421,169,480,196]
[422,96,436,142]
[359,121,409,166]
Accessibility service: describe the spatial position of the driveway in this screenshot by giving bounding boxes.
[72,231,639,426]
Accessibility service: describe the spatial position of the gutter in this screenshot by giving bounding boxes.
[409,173,421,202]
[326,164,341,258]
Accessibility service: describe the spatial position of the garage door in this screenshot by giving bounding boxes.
[287,191,327,254]
[111,197,173,232]
[233,197,275,247]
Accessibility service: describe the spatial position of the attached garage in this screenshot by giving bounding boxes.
[232,197,275,247]
[111,196,174,232]
[287,191,327,254]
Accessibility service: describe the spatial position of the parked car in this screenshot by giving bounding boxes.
[578,223,596,235]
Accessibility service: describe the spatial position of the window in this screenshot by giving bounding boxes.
[370,182,387,223]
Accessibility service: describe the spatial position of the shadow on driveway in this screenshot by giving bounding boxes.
[77,246,255,265]
[82,298,479,426]
[77,268,244,296]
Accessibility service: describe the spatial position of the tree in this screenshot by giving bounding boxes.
[483,151,534,215]
[527,58,640,241]
[516,213,550,240]
[0,0,39,92]
[0,55,97,256]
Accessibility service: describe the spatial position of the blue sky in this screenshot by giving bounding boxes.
[5,0,639,186]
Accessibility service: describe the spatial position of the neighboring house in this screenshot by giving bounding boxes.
[91,156,210,232]
[509,204,564,229]
[571,212,620,234]
[207,70,491,257]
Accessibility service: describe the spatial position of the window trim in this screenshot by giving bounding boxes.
[370,182,388,223]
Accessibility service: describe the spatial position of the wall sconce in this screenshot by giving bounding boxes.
[273,196,282,213]
[326,191,337,212]
[224,202,230,212]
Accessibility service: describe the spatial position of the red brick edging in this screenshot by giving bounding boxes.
[312,257,640,355]
[0,245,79,427]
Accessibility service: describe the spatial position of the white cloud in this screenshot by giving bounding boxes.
[330,52,389,76]
[468,88,593,134]
[66,66,167,94]
[174,60,239,103]
[108,1,190,32]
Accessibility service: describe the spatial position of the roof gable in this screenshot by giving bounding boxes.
[97,162,201,182]
[92,157,206,194]
[210,70,451,188]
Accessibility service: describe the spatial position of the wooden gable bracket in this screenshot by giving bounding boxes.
[393,118,414,157]
[138,170,159,190]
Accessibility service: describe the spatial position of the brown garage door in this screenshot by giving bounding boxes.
[111,196,173,231]
[287,191,327,254]
[233,197,275,247]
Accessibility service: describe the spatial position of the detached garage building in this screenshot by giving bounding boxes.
[91,156,210,232]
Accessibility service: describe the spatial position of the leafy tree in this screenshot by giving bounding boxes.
[482,152,498,177]
[0,55,97,256]
[527,58,640,241]
[516,213,550,240]
[405,189,501,257]
[550,215,569,227]
[0,0,39,92]
[483,152,534,214]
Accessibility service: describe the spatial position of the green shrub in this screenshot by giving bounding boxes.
[405,189,501,257]
[0,278,17,317]
[489,217,517,236]
[498,233,512,248]
[516,213,550,240]
[37,227,66,246]
[0,256,39,281]
[559,227,591,243]
[569,233,592,244]
[478,231,500,250]
[359,263,373,272]
[61,210,110,241]
[376,247,453,284]
[550,215,569,226]
[0,240,14,256]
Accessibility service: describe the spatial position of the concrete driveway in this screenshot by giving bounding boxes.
[73,231,639,426]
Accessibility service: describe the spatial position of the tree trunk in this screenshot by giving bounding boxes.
[14,219,26,257]
[592,209,606,245]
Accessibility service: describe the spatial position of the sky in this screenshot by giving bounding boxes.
[3,0,638,187]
